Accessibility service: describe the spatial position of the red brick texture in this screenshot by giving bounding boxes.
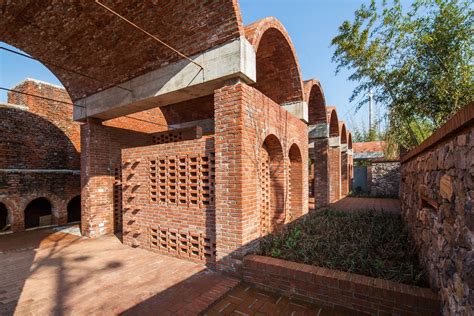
[214,82,308,274]
[0,80,80,232]
[80,121,154,237]
[340,122,349,197]
[304,79,326,125]
[243,255,441,316]
[245,18,304,105]
[328,108,341,203]
[120,135,216,265]
[0,1,244,100]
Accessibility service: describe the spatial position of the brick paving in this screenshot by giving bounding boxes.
[329,197,400,213]
[0,228,238,315]
[204,283,360,316]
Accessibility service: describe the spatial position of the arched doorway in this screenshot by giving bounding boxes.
[260,135,285,235]
[67,196,81,223]
[289,144,304,219]
[0,203,9,231]
[24,198,52,229]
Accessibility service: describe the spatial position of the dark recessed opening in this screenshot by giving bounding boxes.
[25,198,52,229]
[67,196,81,223]
[0,203,9,231]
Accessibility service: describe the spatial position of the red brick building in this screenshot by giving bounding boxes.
[0,1,350,273]
[0,79,81,233]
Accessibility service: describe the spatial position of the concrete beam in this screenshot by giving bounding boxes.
[282,101,308,123]
[168,118,214,135]
[328,136,340,147]
[340,144,348,152]
[74,37,256,121]
[347,149,353,155]
[308,123,329,139]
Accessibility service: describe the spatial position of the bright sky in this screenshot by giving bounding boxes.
[0,0,407,130]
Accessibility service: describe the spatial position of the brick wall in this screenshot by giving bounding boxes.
[328,146,341,203]
[400,104,473,315]
[244,255,440,315]
[121,135,216,265]
[80,121,154,237]
[313,138,330,208]
[214,82,308,274]
[0,80,80,232]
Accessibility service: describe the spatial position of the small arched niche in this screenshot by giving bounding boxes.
[289,144,304,219]
[25,198,52,229]
[260,134,285,235]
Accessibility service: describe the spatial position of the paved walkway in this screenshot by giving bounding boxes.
[0,228,238,315]
[204,283,360,315]
[329,197,400,213]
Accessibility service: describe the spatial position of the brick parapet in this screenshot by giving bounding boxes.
[243,255,440,315]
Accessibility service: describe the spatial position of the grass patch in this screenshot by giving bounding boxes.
[258,209,428,287]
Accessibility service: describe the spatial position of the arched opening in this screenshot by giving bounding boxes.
[340,123,349,197]
[246,18,304,105]
[24,198,52,229]
[328,109,340,137]
[305,80,327,125]
[67,195,81,224]
[260,134,285,235]
[0,203,10,232]
[289,144,304,220]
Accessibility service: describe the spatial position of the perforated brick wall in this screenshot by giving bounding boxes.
[121,136,216,264]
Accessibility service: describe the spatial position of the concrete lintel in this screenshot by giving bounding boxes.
[74,37,256,121]
[282,101,308,123]
[0,102,28,111]
[347,149,353,155]
[169,118,214,135]
[340,144,348,152]
[0,169,80,175]
[308,123,329,139]
[328,136,340,147]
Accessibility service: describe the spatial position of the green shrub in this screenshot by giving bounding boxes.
[258,210,428,287]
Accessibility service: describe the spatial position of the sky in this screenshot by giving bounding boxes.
[0,0,402,130]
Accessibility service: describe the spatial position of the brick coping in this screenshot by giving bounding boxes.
[244,255,440,315]
[401,102,474,163]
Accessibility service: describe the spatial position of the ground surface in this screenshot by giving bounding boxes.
[204,283,359,316]
[0,228,238,315]
[329,197,400,213]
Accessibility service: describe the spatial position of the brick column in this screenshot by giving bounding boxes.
[81,119,115,237]
[348,149,353,192]
[340,144,349,197]
[214,82,247,274]
[309,124,330,208]
[328,136,341,203]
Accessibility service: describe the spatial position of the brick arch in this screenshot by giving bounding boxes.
[304,79,327,125]
[340,122,347,144]
[327,108,340,137]
[348,132,353,149]
[288,143,304,219]
[260,134,285,235]
[24,197,53,229]
[0,1,244,100]
[245,17,304,105]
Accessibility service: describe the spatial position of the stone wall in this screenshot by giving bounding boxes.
[400,104,473,315]
[369,161,400,198]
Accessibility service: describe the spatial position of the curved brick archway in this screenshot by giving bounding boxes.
[0,202,9,232]
[24,197,53,229]
[304,79,327,125]
[260,134,285,235]
[67,195,81,224]
[339,122,349,197]
[289,143,304,220]
[0,1,244,101]
[327,108,341,202]
[245,17,304,105]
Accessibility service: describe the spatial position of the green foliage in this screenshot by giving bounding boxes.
[332,0,474,149]
[259,210,428,286]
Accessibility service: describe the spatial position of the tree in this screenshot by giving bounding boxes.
[332,0,473,149]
